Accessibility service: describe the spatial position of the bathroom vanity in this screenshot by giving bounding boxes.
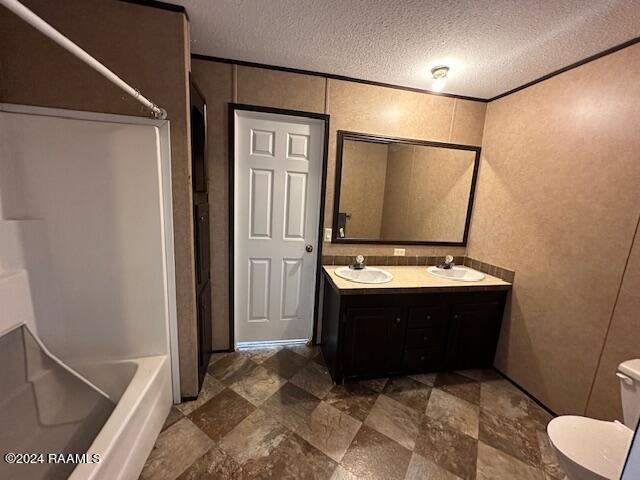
[320,266,511,383]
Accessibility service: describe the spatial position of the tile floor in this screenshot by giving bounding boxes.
[140,345,566,480]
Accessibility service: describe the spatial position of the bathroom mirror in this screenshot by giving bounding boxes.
[332,131,480,245]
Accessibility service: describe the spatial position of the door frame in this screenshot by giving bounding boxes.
[228,103,330,350]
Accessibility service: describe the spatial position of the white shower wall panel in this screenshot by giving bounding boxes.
[0,110,169,364]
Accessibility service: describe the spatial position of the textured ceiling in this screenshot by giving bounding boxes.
[174,0,640,99]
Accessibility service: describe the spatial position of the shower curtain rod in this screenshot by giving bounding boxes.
[0,0,168,120]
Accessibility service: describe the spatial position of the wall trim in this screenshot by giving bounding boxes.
[117,0,188,19]
[192,36,640,104]
[488,36,640,101]
[192,54,489,103]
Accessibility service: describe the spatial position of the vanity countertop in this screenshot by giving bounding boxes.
[323,265,511,295]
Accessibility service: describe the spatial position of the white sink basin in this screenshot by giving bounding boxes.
[334,266,393,284]
[427,266,485,282]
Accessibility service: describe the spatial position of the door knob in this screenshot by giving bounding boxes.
[305,244,313,253]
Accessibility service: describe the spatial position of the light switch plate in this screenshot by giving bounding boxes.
[393,248,406,256]
[324,228,332,242]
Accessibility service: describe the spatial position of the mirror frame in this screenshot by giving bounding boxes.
[331,130,481,246]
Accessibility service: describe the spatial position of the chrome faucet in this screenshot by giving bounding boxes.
[350,255,366,270]
[439,255,455,270]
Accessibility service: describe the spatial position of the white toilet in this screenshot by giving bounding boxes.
[547,359,639,480]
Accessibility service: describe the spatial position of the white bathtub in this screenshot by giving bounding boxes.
[70,355,172,480]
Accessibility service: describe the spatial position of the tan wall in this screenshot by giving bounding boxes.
[0,0,200,396]
[468,44,640,416]
[586,220,640,420]
[339,141,388,238]
[380,145,474,242]
[192,61,486,349]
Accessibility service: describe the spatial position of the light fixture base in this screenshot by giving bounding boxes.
[431,65,450,79]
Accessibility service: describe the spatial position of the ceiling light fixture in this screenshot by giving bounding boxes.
[431,65,450,92]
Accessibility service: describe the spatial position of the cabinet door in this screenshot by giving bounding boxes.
[448,302,504,370]
[343,307,405,376]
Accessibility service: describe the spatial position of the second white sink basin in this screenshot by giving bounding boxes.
[334,266,393,284]
[427,266,485,282]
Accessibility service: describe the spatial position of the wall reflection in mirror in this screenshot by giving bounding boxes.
[334,132,480,245]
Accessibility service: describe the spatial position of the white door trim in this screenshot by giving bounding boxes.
[230,104,328,349]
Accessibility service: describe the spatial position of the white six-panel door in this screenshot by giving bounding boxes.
[234,110,324,344]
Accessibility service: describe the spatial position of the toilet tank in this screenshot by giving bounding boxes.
[619,360,640,429]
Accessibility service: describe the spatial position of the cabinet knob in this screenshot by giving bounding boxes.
[423,336,428,341]
[420,355,425,361]
[395,317,401,324]
[454,314,459,319]
[426,314,431,320]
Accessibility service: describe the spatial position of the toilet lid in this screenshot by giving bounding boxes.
[547,416,633,479]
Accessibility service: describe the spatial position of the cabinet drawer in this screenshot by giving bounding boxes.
[405,327,447,349]
[402,347,445,371]
[407,306,448,329]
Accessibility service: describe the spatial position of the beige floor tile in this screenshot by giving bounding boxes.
[324,382,379,421]
[207,352,257,385]
[218,409,291,465]
[260,381,321,432]
[176,446,243,480]
[405,452,463,480]
[537,430,566,479]
[208,352,229,366]
[286,344,320,358]
[240,432,337,479]
[455,369,502,382]
[414,416,477,480]
[384,376,432,412]
[434,372,481,405]
[293,401,362,462]
[162,407,184,432]
[188,389,255,442]
[262,348,310,379]
[478,408,541,467]
[229,364,287,406]
[410,373,437,386]
[365,394,421,450]
[291,361,335,399]
[330,465,360,480]
[176,374,225,415]
[340,425,412,480]
[480,379,551,432]
[238,346,281,364]
[140,418,213,480]
[476,441,544,480]
[358,377,389,392]
[426,388,479,438]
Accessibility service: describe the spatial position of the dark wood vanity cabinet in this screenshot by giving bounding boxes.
[342,307,406,376]
[321,276,508,383]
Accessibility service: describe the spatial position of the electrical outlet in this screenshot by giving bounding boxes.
[324,228,332,242]
[393,248,405,256]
